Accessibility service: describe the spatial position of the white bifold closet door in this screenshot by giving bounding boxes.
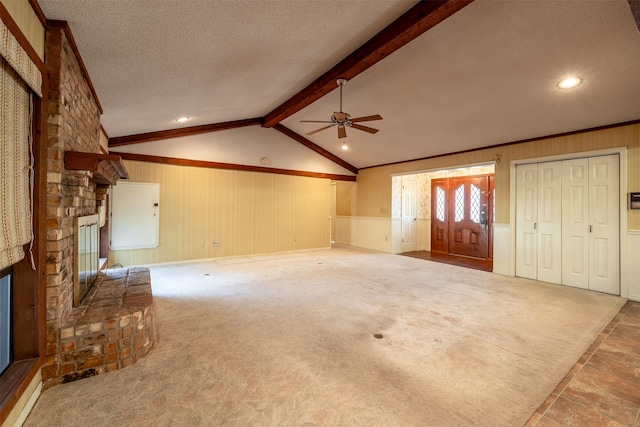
[515,162,562,284]
[562,155,619,294]
[515,154,619,294]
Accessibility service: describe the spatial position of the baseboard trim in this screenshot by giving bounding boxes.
[2,370,41,427]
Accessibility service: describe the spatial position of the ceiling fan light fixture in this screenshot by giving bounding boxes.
[558,77,581,89]
[341,142,349,150]
[300,78,383,140]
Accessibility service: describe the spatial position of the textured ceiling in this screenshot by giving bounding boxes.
[38,0,640,174]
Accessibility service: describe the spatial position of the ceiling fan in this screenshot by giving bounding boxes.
[300,78,382,139]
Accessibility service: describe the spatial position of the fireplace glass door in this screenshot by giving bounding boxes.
[75,214,100,306]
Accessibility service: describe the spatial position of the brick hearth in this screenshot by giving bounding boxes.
[56,267,156,383]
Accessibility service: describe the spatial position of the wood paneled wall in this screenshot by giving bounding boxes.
[109,161,331,266]
[335,181,356,216]
[352,123,640,229]
[0,0,44,59]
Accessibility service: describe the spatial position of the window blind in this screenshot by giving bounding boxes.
[0,57,31,270]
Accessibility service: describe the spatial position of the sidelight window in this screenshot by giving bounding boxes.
[436,186,446,222]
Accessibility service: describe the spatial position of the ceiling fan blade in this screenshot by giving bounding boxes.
[338,126,347,139]
[351,114,383,123]
[350,123,379,134]
[306,124,334,136]
[300,120,333,123]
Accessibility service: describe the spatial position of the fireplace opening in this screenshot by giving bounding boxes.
[74,214,100,306]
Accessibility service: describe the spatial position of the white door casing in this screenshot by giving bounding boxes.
[401,178,418,253]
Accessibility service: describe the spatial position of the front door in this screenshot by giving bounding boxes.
[448,176,490,259]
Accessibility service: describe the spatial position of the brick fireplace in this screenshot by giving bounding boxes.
[42,24,155,388]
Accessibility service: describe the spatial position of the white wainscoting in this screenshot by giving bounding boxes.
[335,216,392,253]
[391,218,402,254]
[492,223,512,276]
[417,219,429,252]
[628,230,640,301]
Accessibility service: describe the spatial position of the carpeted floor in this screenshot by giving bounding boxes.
[24,247,625,426]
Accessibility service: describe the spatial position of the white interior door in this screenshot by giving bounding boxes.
[516,164,538,280]
[401,178,417,253]
[536,162,562,284]
[110,181,160,250]
[562,158,589,289]
[588,155,619,294]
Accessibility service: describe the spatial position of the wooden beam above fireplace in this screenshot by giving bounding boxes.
[64,151,129,185]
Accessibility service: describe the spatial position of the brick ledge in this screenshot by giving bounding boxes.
[51,267,156,385]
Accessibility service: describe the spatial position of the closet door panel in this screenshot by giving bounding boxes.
[588,155,619,294]
[516,164,538,280]
[562,159,589,289]
[536,162,562,284]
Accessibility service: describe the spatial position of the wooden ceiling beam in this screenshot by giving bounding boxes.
[273,124,358,175]
[109,118,263,147]
[262,0,474,128]
[112,152,356,182]
[629,0,640,31]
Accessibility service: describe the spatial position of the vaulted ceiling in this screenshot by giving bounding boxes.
[37,0,640,177]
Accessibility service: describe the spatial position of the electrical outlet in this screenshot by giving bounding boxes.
[213,241,220,247]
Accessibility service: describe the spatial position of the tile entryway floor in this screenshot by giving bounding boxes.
[527,301,640,426]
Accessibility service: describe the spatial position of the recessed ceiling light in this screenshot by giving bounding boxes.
[558,77,581,89]
[341,142,349,151]
[176,116,190,123]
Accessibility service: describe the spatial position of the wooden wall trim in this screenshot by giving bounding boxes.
[0,2,46,74]
[28,0,47,27]
[262,0,474,128]
[360,118,640,171]
[100,124,109,140]
[111,152,357,182]
[0,359,40,423]
[34,79,48,365]
[273,124,358,175]
[108,118,263,147]
[46,20,103,114]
